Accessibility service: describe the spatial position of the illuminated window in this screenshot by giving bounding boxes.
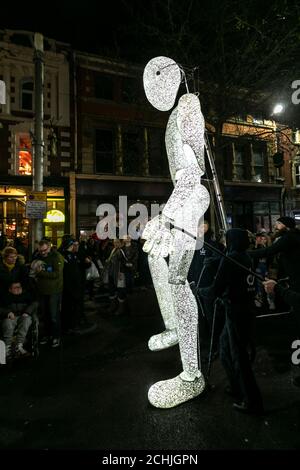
[17,133,32,175]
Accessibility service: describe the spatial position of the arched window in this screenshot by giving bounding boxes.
[21,79,34,110]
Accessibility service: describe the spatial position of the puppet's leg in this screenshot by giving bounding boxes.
[147,254,178,351]
[148,231,205,408]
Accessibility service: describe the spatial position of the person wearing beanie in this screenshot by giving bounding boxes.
[276,216,296,230]
[249,217,300,290]
[249,215,300,369]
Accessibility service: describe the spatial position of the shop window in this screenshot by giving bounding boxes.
[44,199,65,248]
[17,133,32,175]
[21,79,34,111]
[95,129,114,174]
[253,202,269,215]
[270,202,280,214]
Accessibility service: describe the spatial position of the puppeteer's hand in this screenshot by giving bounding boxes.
[142,215,173,258]
[263,278,277,294]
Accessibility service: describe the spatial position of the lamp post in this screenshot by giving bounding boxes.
[32,32,44,245]
[272,103,286,215]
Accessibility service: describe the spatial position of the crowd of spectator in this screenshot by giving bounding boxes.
[1,215,299,408]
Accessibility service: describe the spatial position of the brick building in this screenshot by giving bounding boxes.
[0,29,71,246]
[1,29,298,247]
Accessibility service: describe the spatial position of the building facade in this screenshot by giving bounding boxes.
[72,52,172,237]
[218,117,299,232]
[1,29,298,248]
[0,30,71,247]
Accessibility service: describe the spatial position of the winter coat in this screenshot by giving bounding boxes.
[188,229,223,287]
[120,243,139,274]
[249,229,300,291]
[200,229,256,317]
[0,291,38,320]
[61,250,85,299]
[35,251,64,295]
[0,258,29,299]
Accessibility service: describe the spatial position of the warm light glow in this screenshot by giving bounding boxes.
[18,133,32,175]
[19,151,32,175]
[44,209,65,223]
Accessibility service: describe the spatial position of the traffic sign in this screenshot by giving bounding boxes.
[26,192,47,218]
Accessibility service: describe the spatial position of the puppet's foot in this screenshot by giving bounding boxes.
[148,329,178,351]
[148,373,205,409]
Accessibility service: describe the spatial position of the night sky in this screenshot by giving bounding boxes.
[1,1,140,57]
[1,0,300,125]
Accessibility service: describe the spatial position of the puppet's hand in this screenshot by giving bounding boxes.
[142,215,173,258]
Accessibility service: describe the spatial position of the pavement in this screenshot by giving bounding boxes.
[0,287,299,453]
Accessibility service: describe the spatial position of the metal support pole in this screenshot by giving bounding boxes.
[204,132,228,233]
[32,32,44,245]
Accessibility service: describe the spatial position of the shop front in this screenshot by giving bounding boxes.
[76,176,173,237]
[0,178,68,250]
[224,182,283,233]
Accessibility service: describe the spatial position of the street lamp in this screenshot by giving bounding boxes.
[273,103,284,115]
[271,103,286,215]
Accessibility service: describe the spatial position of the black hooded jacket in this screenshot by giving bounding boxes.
[201,229,255,313]
[248,228,300,290]
[188,228,222,287]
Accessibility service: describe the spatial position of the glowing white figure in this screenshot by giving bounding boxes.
[142,57,210,408]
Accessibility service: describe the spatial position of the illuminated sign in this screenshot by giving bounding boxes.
[44,209,65,223]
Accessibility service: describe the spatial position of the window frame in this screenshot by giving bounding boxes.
[94,128,115,174]
[20,78,34,111]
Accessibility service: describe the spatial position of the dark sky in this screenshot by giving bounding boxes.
[1,1,137,57]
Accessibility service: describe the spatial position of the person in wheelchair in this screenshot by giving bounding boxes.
[0,281,38,360]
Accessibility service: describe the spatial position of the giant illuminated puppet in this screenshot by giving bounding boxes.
[142,57,210,408]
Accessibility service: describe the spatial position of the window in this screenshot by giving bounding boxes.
[123,129,142,175]
[17,133,32,175]
[253,202,269,214]
[295,165,300,186]
[95,129,114,173]
[148,128,169,177]
[21,79,34,110]
[252,146,265,182]
[121,77,138,103]
[234,145,247,180]
[94,74,114,100]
